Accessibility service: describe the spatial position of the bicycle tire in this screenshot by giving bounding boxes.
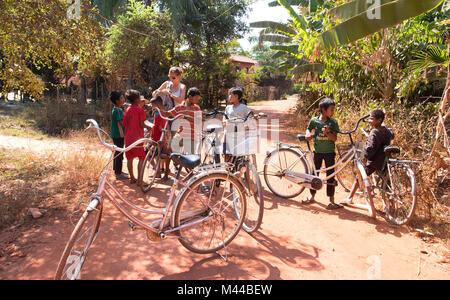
[355,161,376,219]
[54,201,102,280]
[336,155,362,195]
[139,145,162,193]
[263,148,309,199]
[240,162,264,233]
[173,172,246,254]
[382,163,417,225]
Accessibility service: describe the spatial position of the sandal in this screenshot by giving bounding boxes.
[340,198,354,206]
[302,198,315,205]
[326,203,344,210]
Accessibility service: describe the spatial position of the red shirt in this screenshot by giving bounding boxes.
[150,113,167,142]
[123,105,146,147]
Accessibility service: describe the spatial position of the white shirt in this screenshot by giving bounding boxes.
[225,104,250,120]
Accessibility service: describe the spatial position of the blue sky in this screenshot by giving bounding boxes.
[238,0,291,51]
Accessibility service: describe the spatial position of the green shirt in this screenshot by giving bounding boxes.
[307,116,339,153]
[111,107,124,139]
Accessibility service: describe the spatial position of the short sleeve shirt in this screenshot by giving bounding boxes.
[225,104,250,120]
[123,105,147,147]
[169,104,201,141]
[111,107,124,139]
[307,117,339,153]
[150,113,168,142]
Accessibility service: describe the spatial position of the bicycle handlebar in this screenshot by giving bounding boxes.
[336,114,370,136]
[152,107,195,122]
[205,108,267,123]
[86,119,152,153]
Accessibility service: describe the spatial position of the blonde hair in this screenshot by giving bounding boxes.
[169,66,183,76]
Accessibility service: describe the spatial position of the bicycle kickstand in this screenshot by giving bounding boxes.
[216,219,229,262]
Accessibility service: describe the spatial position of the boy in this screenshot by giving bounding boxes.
[342,109,394,204]
[167,87,201,155]
[110,91,129,180]
[304,98,342,210]
[150,96,170,179]
[122,89,152,184]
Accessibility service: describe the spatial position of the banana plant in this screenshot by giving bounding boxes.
[250,0,324,76]
[320,0,446,49]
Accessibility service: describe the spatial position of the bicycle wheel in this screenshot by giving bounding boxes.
[336,157,359,194]
[173,172,246,254]
[54,200,102,280]
[382,163,417,225]
[355,161,376,218]
[139,144,162,193]
[263,148,309,198]
[240,162,263,233]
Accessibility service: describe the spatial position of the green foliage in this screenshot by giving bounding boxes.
[105,0,174,90]
[0,0,105,99]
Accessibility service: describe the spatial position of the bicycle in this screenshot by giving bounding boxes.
[54,119,247,280]
[358,128,418,225]
[200,108,266,233]
[263,115,378,219]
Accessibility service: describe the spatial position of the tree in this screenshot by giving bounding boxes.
[0,0,104,99]
[105,0,174,91]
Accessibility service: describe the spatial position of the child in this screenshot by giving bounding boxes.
[225,88,250,120]
[110,91,129,180]
[223,88,250,158]
[122,89,152,184]
[342,110,394,204]
[150,96,170,179]
[167,87,201,155]
[304,98,342,210]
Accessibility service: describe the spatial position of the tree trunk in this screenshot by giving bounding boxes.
[79,76,87,104]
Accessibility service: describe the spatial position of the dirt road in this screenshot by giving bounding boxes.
[1,98,448,280]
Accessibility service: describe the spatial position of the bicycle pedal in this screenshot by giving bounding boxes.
[128,221,138,231]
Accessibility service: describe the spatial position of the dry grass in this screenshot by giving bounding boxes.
[0,147,106,230]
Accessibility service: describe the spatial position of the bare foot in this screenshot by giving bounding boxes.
[130,178,137,184]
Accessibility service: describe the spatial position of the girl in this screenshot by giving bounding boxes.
[223,88,250,158]
[153,66,186,109]
[304,98,342,210]
[123,89,152,184]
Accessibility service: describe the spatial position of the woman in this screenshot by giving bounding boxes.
[153,66,186,109]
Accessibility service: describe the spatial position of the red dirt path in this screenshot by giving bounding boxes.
[0,98,448,280]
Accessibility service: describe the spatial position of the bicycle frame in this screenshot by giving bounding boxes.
[270,142,358,189]
[88,150,220,237]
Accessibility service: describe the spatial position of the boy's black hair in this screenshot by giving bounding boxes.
[229,87,243,99]
[110,91,123,104]
[370,109,385,122]
[318,98,335,113]
[187,87,201,97]
[150,95,163,105]
[125,89,141,104]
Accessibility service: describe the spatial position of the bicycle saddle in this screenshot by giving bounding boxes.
[170,153,201,169]
[297,134,307,141]
[384,146,400,156]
